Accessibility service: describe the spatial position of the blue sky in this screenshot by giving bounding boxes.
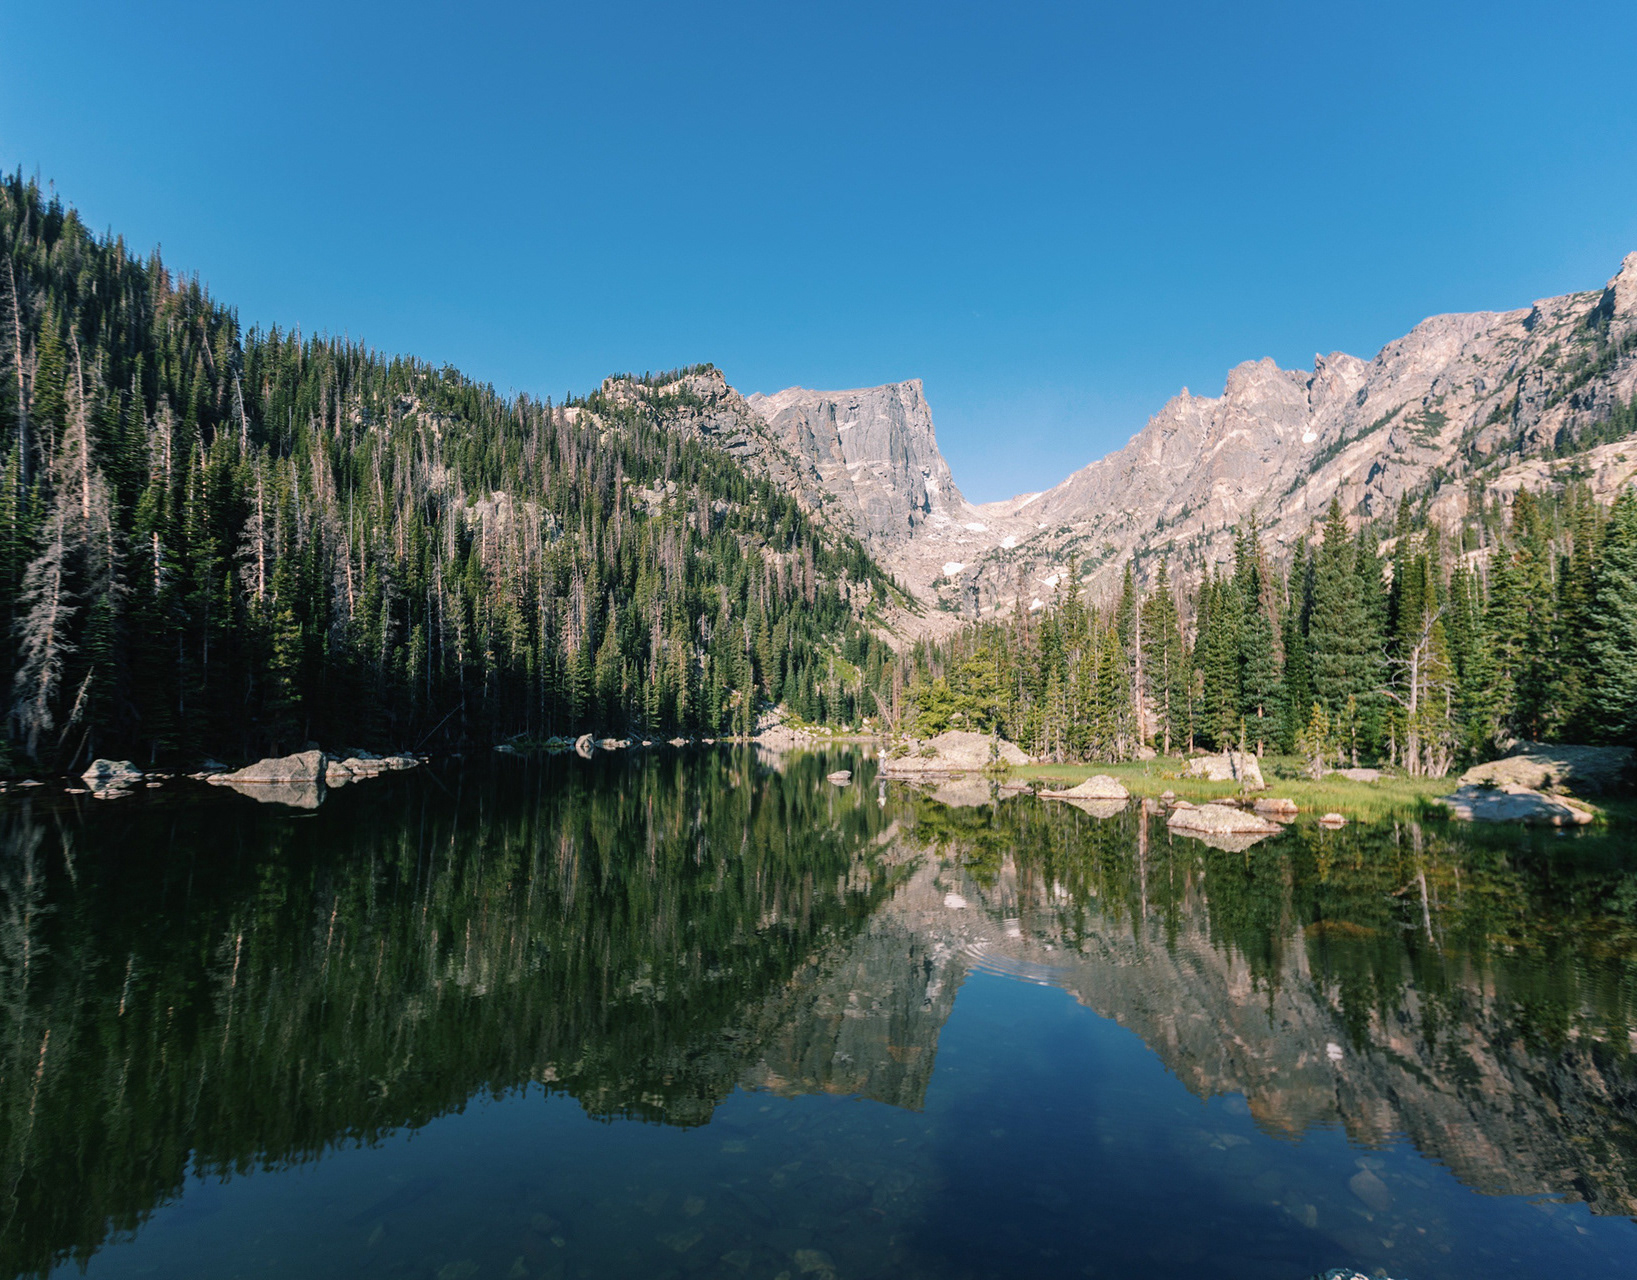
[4,1,1635,501]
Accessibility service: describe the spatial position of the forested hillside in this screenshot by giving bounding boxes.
[896,486,1637,772]
[0,175,897,770]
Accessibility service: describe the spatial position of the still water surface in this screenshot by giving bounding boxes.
[4,750,1637,1279]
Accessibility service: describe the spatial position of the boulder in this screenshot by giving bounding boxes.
[1167,802,1281,837]
[1041,775,1130,801]
[1184,751,1265,790]
[1329,767,1382,783]
[1318,812,1347,828]
[1436,783,1595,826]
[881,730,1029,775]
[827,769,852,785]
[1254,797,1299,818]
[574,733,596,759]
[208,750,327,786]
[82,759,143,789]
[1459,743,1634,796]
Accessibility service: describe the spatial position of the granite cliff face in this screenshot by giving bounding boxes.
[745,381,969,553]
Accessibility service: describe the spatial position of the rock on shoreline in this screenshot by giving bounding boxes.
[204,749,419,808]
[881,731,1030,776]
[1436,783,1595,826]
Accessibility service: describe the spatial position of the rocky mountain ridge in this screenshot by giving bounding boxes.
[599,253,1637,640]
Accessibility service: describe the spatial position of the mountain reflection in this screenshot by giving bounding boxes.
[2,754,1637,1278]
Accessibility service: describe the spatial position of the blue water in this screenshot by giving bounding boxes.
[5,751,1637,1280]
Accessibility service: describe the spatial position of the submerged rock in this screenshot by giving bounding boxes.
[1318,812,1347,828]
[1437,783,1595,826]
[827,770,852,785]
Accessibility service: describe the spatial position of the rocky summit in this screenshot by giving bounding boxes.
[593,254,1637,642]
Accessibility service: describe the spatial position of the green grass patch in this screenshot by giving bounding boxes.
[1008,755,1458,822]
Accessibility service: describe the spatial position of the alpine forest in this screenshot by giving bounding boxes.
[0,175,896,771]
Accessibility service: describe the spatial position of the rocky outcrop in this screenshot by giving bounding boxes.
[208,749,419,807]
[603,259,1636,645]
[951,253,1637,612]
[1167,801,1282,835]
[1184,751,1266,789]
[1459,742,1634,795]
[1041,775,1130,801]
[746,380,968,552]
[1437,783,1596,825]
[82,759,143,793]
[209,750,328,786]
[324,752,417,788]
[880,731,1029,775]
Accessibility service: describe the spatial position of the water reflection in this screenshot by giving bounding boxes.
[0,751,1634,1279]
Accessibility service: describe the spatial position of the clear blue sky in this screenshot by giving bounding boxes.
[4,1,1635,501]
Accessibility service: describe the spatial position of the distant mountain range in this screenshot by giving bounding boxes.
[609,252,1637,639]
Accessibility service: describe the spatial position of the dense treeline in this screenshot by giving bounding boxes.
[0,175,894,769]
[898,484,1637,774]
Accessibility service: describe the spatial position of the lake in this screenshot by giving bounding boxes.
[3,748,1637,1280]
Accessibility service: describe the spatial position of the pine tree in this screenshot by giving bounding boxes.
[1585,488,1637,745]
[1307,499,1377,758]
[1139,557,1187,755]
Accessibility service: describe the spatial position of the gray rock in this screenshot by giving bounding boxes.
[827,770,852,785]
[746,380,965,554]
[208,750,327,786]
[574,734,595,759]
[1167,802,1282,838]
[1254,797,1299,818]
[82,759,143,788]
[880,731,1029,775]
[1184,751,1265,789]
[1437,783,1595,826]
[1329,767,1382,782]
[1460,742,1634,796]
[1041,774,1130,801]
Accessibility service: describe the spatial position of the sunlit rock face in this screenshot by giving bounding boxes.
[624,257,1637,637]
[959,252,1637,611]
[745,381,967,552]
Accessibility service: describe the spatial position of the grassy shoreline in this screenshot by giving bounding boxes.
[1006,755,1479,823]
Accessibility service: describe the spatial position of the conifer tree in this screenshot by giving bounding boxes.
[1586,488,1637,745]
[1307,500,1376,749]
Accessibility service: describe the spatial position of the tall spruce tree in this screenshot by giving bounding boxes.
[1307,499,1377,759]
[1586,488,1637,745]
